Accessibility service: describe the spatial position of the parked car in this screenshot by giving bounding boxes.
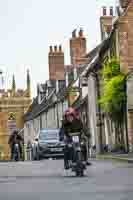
[32,128,65,160]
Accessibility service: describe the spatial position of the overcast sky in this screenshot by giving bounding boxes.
[0,0,117,97]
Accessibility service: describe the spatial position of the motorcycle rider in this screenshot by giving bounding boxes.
[8,130,23,160]
[61,108,86,169]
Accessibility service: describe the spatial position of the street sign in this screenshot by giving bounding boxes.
[8,120,16,135]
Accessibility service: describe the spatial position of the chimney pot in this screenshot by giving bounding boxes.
[79,28,83,37]
[59,45,62,52]
[72,29,76,38]
[54,45,57,52]
[103,6,107,16]
[49,46,53,53]
[110,6,113,16]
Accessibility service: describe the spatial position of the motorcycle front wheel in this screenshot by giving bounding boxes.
[75,151,84,177]
[76,169,84,177]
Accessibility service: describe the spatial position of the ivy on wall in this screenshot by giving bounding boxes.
[99,58,126,147]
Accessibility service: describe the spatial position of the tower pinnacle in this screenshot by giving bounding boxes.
[26,69,31,97]
[12,74,16,96]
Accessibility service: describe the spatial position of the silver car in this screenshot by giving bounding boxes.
[32,128,65,160]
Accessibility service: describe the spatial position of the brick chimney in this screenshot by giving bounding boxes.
[70,28,87,65]
[100,7,115,40]
[48,45,64,80]
[119,0,132,8]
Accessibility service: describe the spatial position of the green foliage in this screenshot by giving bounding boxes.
[102,58,120,80]
[99,58,126,122]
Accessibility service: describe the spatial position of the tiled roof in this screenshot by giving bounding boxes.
[56,86,67,100]
[24,88,57,122]
[99,30,114,58]
[24,97,39,121]
[85,43,102,60]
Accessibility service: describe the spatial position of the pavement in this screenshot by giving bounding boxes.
[0,159,133,200]
[96,153,133,163]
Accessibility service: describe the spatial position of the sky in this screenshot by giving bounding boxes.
[0,0,117,97]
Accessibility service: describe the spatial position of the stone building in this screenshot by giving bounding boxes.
[0,70,31,160]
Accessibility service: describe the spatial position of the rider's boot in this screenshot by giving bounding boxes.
[64,160,69,170]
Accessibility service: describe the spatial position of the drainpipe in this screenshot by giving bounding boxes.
[56,102,59,128]
[91,71,104,154]
[40,115,42,129]
[46,112,47,128]
[124,76,129,153]
[79,76,82,110]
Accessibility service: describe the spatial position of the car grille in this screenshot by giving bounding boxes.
[47,143,59,147]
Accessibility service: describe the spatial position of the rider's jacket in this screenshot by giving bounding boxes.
[8,133,23,146]
[62,119,84,138]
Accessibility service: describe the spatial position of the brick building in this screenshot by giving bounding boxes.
[118,0,133,152]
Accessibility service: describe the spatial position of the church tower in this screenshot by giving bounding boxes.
[0,71,31,160]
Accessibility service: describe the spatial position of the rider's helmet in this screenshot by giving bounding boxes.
[64,108,75,122]
[13,130,18,135]
[64,107,75,118]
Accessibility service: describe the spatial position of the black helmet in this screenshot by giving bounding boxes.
[13,130,18,135]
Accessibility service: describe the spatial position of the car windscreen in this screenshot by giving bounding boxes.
[39,130,59,140]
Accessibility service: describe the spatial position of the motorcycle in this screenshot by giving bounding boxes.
[65,132,86,177]
[12,143,20,161]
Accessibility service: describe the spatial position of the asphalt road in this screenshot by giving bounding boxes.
[0,159,133,200]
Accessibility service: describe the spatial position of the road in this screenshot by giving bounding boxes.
[0,159,133,200]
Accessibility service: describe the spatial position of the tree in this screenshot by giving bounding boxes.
[99,58,126,148]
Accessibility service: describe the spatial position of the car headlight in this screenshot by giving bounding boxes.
[59,142,65,147]
[39,143,47,149]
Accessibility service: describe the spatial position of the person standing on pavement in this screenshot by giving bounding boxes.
[8,130,23,160]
